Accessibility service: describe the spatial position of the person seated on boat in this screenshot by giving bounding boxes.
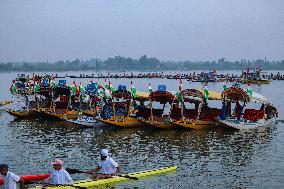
[45,159,73,185]
[87,149,120,180]
[233,101,245,121]
[0,164,25,189]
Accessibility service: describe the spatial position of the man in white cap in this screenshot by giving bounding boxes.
[87,149,120,180]
[45,159,73,185]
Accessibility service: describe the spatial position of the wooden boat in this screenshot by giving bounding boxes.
[36,80,77,120]
[138,85,176,129]
[28,165,177,189]
[98,86,142,128]
[240,70,272,84]
[217,86,278,130]
[0,100,13,106]
[6,109,38,119]
[172,89,222,129]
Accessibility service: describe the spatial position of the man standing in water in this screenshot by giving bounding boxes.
[0,164,24,189]
[87,149,120,180]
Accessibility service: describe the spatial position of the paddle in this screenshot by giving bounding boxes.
[29,182,87,189]
[65,168,138,180]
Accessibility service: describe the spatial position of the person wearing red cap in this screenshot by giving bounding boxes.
[45,159,73,185]
[0,164,24,189]
[87,149,120,180]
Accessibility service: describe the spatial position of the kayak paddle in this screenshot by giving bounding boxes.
[65,168,138,180]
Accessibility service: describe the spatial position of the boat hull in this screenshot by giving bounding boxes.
[241,79,271,84]
[139,119,174,129]
[217,118,276,130]
[172,120,217,129]
[29,166,177,189]
[98,116,142,128]
[6,109,38,119]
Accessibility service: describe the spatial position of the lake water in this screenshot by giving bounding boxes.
[0,71,284,189]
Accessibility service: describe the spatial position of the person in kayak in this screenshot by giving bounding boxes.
[45,159,73,185]
[0,164,24,189]
[87,149,121,180]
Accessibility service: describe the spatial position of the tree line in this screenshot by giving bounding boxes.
[0,56,283,72]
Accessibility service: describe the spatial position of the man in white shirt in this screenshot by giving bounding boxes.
[45,159,73,185]
[0,164,24,189]
[87,149,121,180]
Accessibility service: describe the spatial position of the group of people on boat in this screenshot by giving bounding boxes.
[0,149,120,189]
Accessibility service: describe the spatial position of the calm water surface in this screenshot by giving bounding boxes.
[0,71,284,189]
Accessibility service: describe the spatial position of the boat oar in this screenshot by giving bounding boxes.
[27,182,87,189]
[65,168,138,180]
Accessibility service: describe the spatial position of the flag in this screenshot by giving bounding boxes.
[203,82,209,101]
[247,82,252,96]
[130,81,137,98]
[148,83,152,93]
[34,82,40,93]
[11,83,17,94]
[104,79,108,89]
[109,81,115,93]
[10,80,15,92]
[222,81,227,91]
[179,79,183,91]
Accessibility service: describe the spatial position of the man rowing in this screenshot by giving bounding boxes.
[45,159,73,185]
[87,149,121,180]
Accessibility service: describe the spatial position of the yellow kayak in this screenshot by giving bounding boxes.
[30,165,177,189]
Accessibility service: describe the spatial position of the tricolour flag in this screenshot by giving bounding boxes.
[130,81,137,98]
[148,83,152,93]
[203,82,209,101]
[247,82,252,96]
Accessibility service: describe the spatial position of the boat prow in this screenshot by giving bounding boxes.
[6,109,38,119]
[217,117,277,130]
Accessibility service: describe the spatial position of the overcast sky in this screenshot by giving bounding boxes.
[0,0,283,62]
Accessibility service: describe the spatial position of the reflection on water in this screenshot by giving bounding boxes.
[1,113,283,188]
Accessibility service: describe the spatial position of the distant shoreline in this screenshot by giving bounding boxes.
[1,56,283,72]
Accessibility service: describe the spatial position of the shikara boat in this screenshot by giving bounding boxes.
[138,85,177,129]
[98,85,142,128]
[217,86,278,130]
[240,71,271,84]
[172,89,222,129]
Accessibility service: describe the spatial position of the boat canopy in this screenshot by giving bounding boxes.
[222,87,250,102]
[53,85,71,97]
[180,89,205,102]
[150,91,175,104]
[113,89,132,99]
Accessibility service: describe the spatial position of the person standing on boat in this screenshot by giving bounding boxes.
[87,149,120,180]
[0,164,25,189]
[45,159,73,185]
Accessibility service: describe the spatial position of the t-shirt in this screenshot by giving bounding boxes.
[3,171,20,189]
[47,169,73,185]
[98,156,119,174]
